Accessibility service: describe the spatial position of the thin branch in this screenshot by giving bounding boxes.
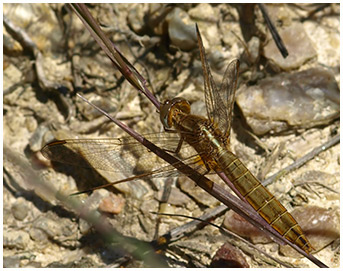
[153,209,294,268]
[258,3,289,58]
[4,146,169,267]
[69,4,160,109]
[263,134,340,187]
[76,93,328,267]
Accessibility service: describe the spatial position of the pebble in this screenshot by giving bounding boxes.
[263,22,317,70]
[156,186,192,207]
[32,215,63,238]
[11,198,29,221]
[166,8,197,51]
[210,242,249,268]
[236,67,339,135]
[222,209,270,244]
[29,227,48,242]
[4,229,30,250]
[29,124,49,152]
[98,193,125,214]
[3,3,63,53]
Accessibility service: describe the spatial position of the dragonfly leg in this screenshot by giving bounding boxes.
[163,127,178,133]
[196,153,212,175]
[189,161,212,186]
[162,136,185,154]
[202,160,211,175]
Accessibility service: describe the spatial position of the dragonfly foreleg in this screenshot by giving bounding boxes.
[162,136,185,154]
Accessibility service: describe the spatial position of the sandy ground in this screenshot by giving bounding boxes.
[3,3,340,268]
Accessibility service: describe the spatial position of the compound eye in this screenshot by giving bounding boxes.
[160,100,172,128]
[159,98,191,129]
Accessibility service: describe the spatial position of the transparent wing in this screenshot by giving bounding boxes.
[217,59,239,138]
[196,25,239,139]
[196,25,224,125]
[41,132,209,178]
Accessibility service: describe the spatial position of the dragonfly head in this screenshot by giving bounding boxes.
[160,98,191,129]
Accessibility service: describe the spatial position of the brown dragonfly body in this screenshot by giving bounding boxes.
[159,26,313,254]
[42,25,313,254]
[160,97,313,254]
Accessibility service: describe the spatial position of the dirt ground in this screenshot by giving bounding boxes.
[3,3,340,268]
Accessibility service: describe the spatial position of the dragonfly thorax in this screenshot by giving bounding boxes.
[160,97,191,129]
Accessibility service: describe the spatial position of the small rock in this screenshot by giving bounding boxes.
[32,216,63,238]
[263,22,317,70]
[11,198,29,220]
[223,209,270,244]
[29,124,49,152]
[4,229,30,250]
[29,227,48,242]
[210,242,249,268]
[98,193,125,214]
[189,3,217,22]
[127,5,147,34]
[156,186,191,207]
[3,3,63,53]
[236,67,339,135]
[166,8,197,51]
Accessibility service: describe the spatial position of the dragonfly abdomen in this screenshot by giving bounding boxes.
[163,99,314,253]
[217,150,313,254]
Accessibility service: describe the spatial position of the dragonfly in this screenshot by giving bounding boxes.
[41,24,313,255]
